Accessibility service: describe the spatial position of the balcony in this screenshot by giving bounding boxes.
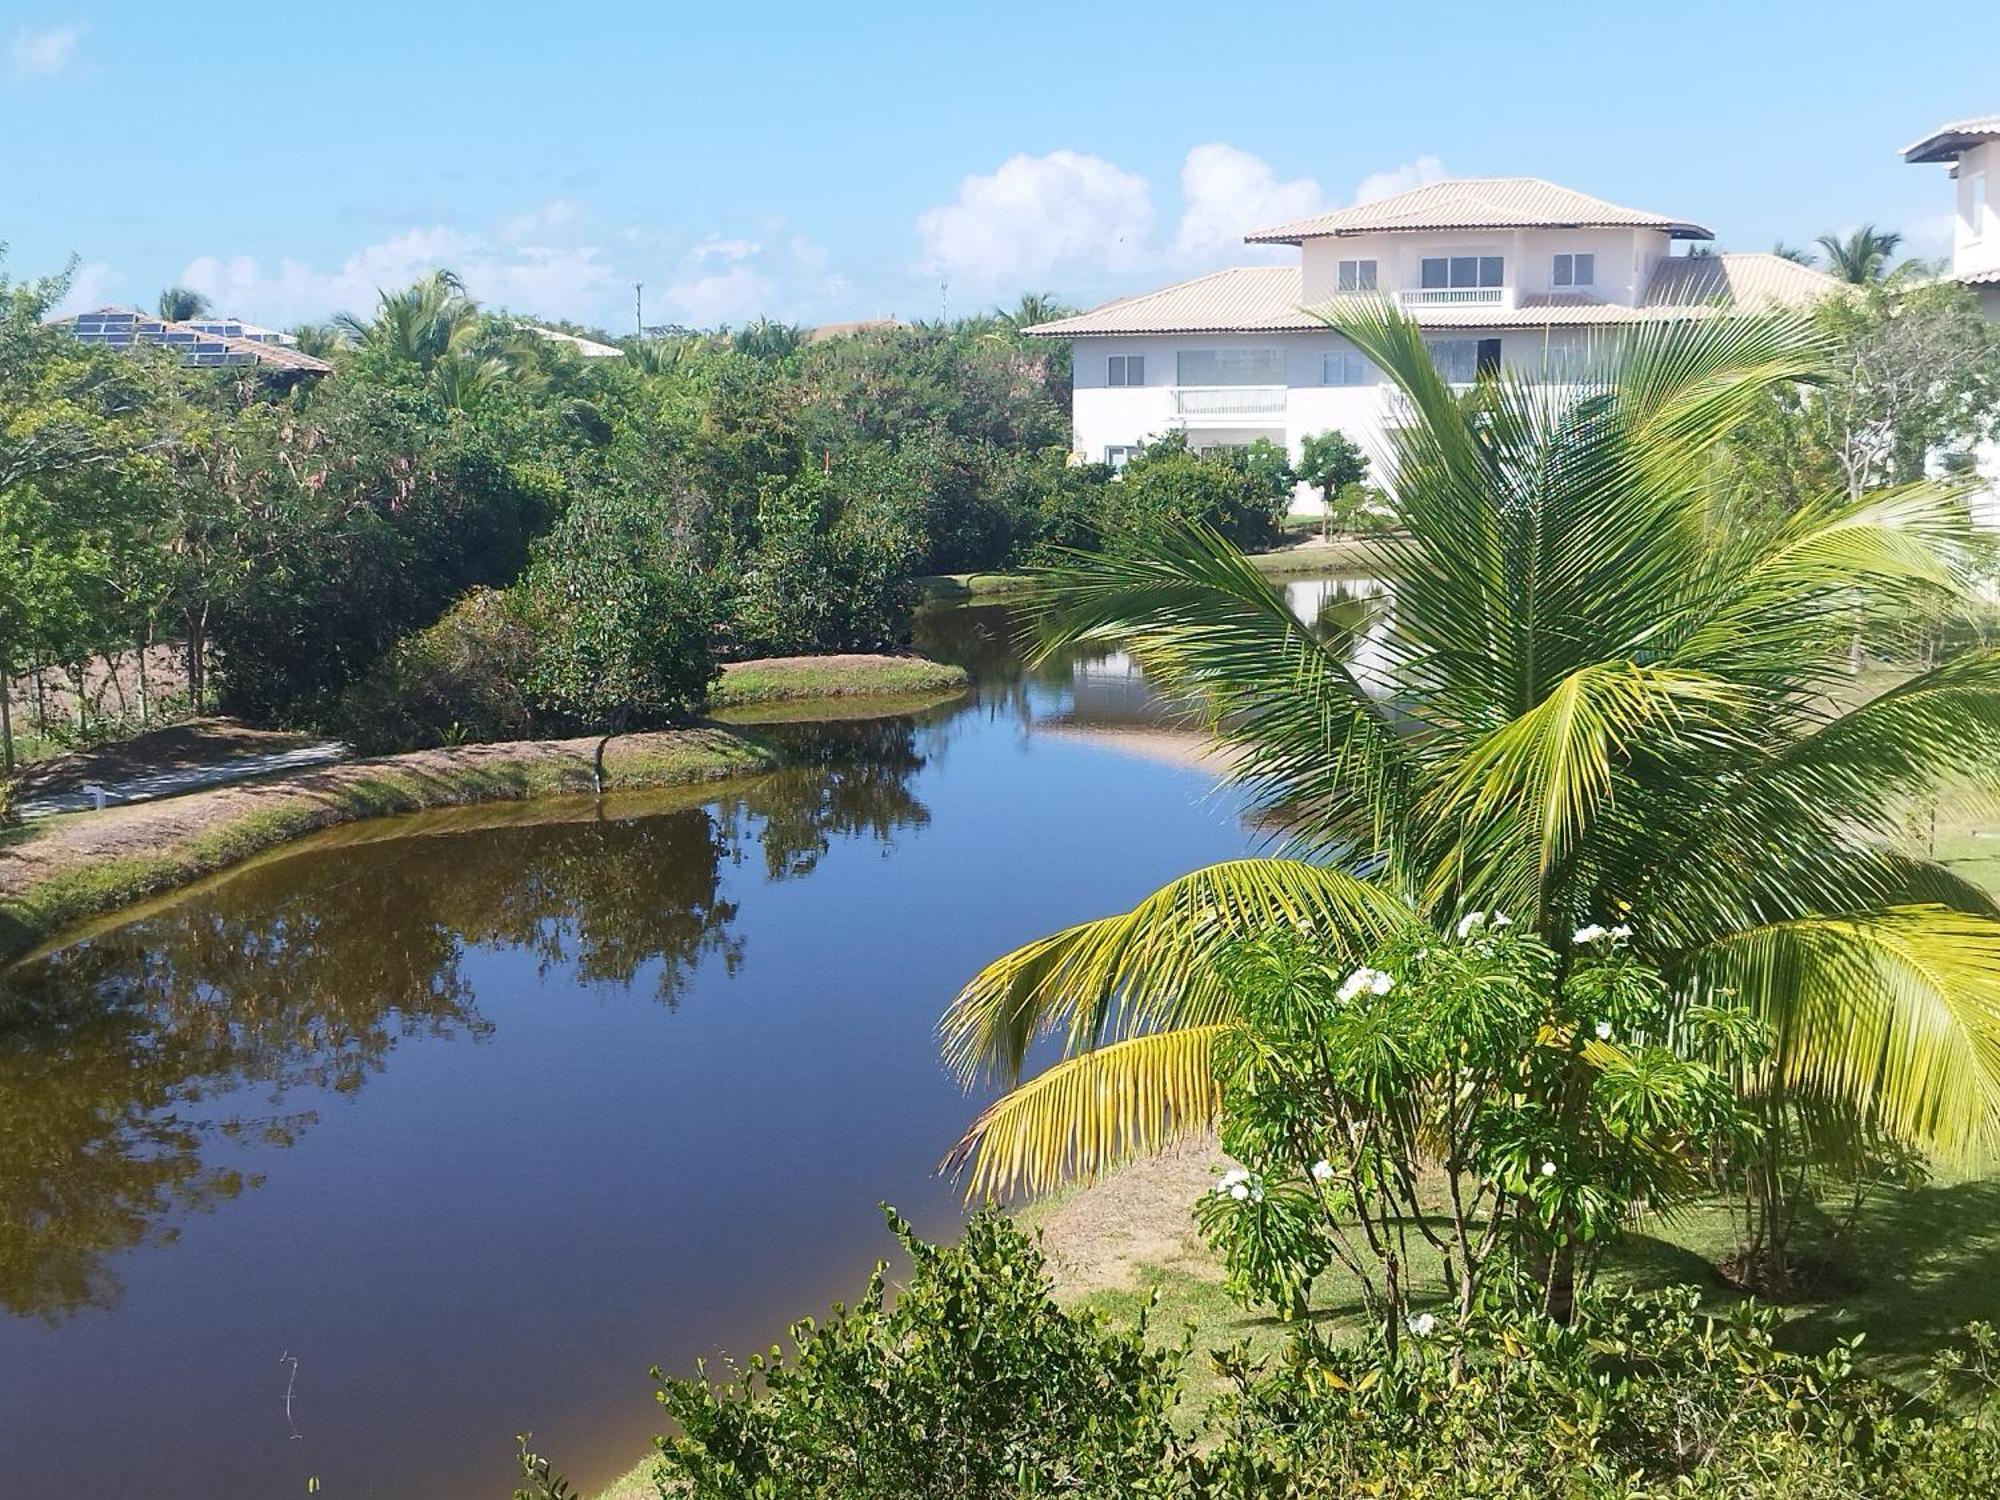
[1170,384,1287,421]
[1397,286,1507,309]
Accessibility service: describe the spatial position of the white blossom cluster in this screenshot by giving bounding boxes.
[1572,921,1633,946]
[1336,965,1396,1002]
[1213,1167,1265,1203]
[1455,910,1512,940]
[1406,1312,1438,1337]
[1310,1158,1336,1183]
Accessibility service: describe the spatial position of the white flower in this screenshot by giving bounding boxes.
[1214,1167,1252,1196]
[1490,913,1513,929]
[1594,1020,1614,1041]
[1454,911,1487,939]
[1338,966,1393,1002]
[1406,1312,1437,1337]
[1540,1160,1558,1178]
[1229,1182,1250,1201]
[1310,1159,1335,1183]
[1610,923,1632,941]
[1573,923,1609,946]
[1249,1185,1264,1203]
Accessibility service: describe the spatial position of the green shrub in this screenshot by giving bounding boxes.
[339,587,539,751]
[734,466,918,656]
[1103,433,1291,552]
[637,1210,1188,1499]
[1193,1289,2000,1499]
[515,492,728,732]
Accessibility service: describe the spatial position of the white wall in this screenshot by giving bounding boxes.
[1298,227,1670,307]
[1952,142,2000,281]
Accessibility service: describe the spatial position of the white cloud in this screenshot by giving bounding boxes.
[498,198,581,244]
[49,259,114,316]
[179,225,618,327]
[689,235,760,264]
[661,264,774,326]
[917,150,1154,289]
[1353,154,1447,205]
[1173,144,1324,261]
[1899,211,1957,259]
[6,22,83,82]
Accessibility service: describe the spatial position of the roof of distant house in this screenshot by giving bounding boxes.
[517,322,625,358]
[1022,254,1839,338]
[806,317,910,343]
[1245,177,1713,244]
[50,307,333,373]
[1901,116,2000,164]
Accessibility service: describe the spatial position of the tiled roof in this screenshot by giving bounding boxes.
[1244,177,1711,244]
[1958,266,2000,286]
[1023,254,1838,338]
[51,307,333,373]
[1902,116,2000,164]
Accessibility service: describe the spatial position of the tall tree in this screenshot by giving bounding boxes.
[943,306,2000,1297]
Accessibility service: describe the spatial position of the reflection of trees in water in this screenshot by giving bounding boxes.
[0,721,933,1320]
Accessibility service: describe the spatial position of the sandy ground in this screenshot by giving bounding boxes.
[1025,1136,1229,1297]
[1031,723,1240,774]
[14,717,319,796]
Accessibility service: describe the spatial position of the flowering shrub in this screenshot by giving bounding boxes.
[1197,916,1753,1337]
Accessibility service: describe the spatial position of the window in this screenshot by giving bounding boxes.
[1336,258,1378,292]
[1427,337,1503,384]
[1420,255,1505,289]
[1107,353,1144,386]
[1552,252,1596,288]
[1322,351,1371,386]
[1105,445,1140,472]
[1175,348,1284,385]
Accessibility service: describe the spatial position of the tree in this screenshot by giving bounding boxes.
[943,304,2000,1299]
[1295,429,1370,538]
[156,286,211,322]
[1815,224,1904,284]
[1771,242,1817,266]
[516,489,727,740]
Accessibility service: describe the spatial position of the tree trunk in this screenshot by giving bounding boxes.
[137,628,151,728]
[1,685,13,773]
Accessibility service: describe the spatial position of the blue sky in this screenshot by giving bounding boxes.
[4,1,1992,332]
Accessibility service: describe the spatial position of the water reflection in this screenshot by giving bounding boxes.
[0,717,935,1321]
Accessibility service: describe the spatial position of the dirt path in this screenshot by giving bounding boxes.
[1023,1137,1228,1297]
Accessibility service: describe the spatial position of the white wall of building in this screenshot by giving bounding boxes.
[1298,227,1670,308]
[1951,141,2000,281]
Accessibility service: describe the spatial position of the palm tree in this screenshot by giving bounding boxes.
[1816,225,1904,283]
[998,292,1075,330]
[335,270,481,370]
[1771,242,1816,266]
[943,305,2000,1289]
[731,318,805,359]
[158,286,211,322]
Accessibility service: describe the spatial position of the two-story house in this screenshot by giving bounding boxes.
[1904,116,2000,319]
[1026,177,1834,497]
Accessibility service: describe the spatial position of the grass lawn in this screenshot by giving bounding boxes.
[706,654,968,709]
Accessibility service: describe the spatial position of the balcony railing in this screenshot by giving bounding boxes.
[1171,384,1287,418]
[1397,286,1506,308]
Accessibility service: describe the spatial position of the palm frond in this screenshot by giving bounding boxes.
[944,1025,1229,1199]
[941,858,1412,1084]
[1687,905,2000,1162]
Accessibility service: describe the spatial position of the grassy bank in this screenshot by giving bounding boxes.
[708,654,968,708]
[0,726,778,966]
[913,536,1392,604]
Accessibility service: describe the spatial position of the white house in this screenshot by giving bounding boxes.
[1025,177,1835,498]
[1903,115,2000,319]
[1904,116,2000,518]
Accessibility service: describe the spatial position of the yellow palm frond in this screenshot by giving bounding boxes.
[1688,905,2000,1163]
[941,858,1413,1085]
[945,1025,1229,1199]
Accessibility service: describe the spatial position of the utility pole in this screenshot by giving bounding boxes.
[939,280,948,322]
[634,282,644,339]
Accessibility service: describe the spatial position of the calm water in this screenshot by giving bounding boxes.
[0,580,1368,1497]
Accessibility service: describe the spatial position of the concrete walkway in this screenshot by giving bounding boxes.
[17,741,351,819]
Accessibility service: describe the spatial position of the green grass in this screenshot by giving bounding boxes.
[706,655,968,709]
[910,570,1040,602]
[0,727,781,965]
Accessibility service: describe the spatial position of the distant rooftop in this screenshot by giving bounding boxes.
[1023,253,1838,338]
[518,322,625,358]
[806,317,910,343]
[1245,177,1713,244]
[50,307,332,374]
[1901,116,2000,164]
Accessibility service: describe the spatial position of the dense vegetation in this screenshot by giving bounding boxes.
[0,261,1298,763]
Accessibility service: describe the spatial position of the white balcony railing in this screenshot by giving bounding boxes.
[1397,286,1506,308]
[1171,384,1287,419]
